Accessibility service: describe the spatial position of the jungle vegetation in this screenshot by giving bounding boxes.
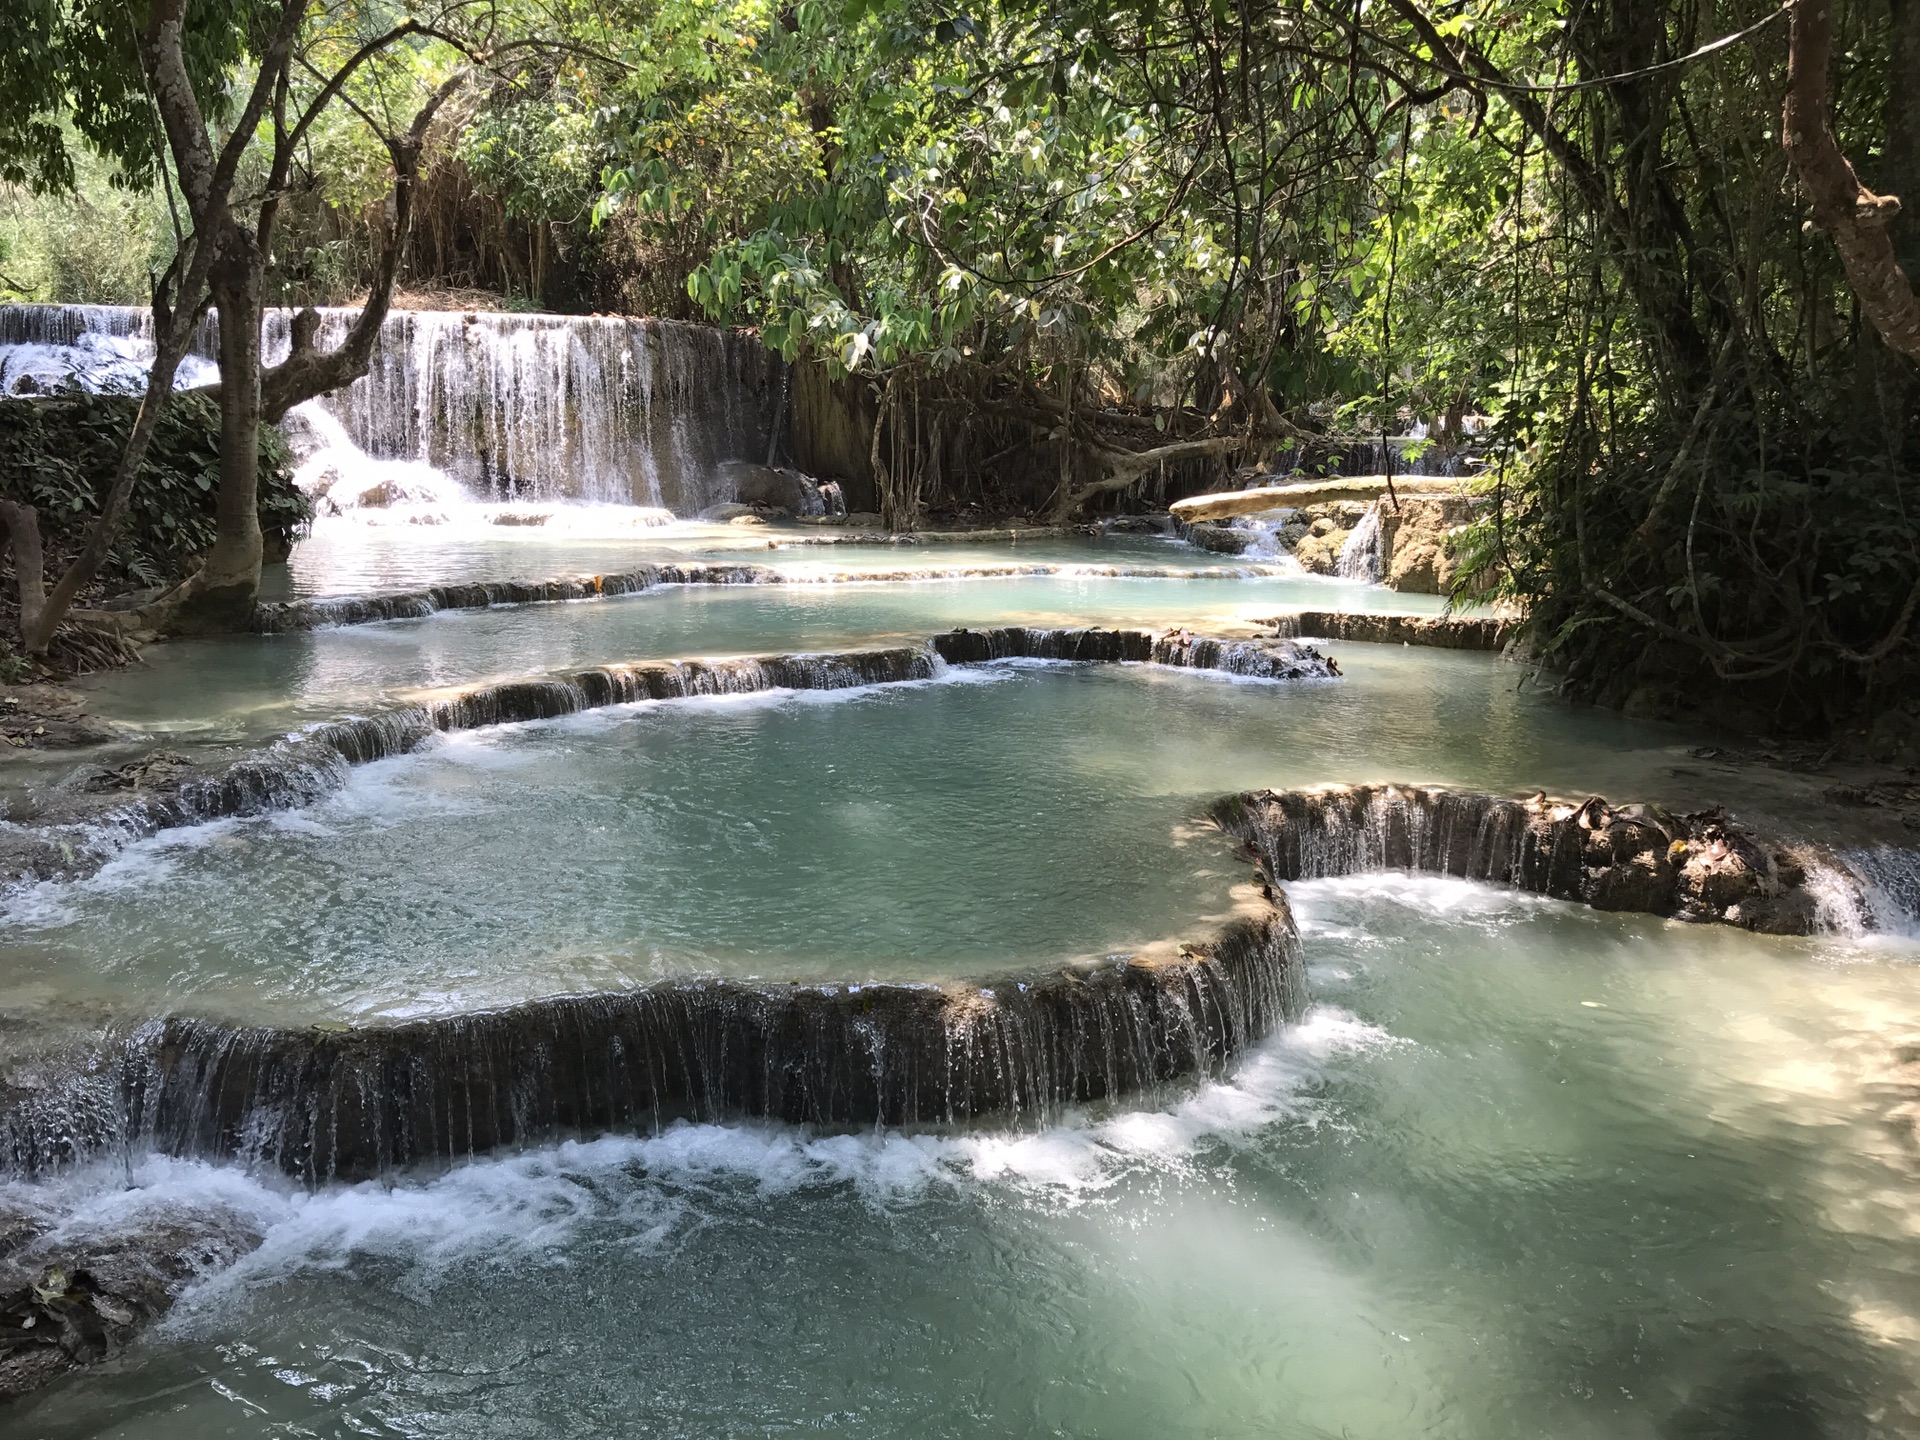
[0,0,1916,740]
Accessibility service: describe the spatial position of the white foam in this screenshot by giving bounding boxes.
[1288,872,1559,932]
[1840,846,1920,939]
[17,1009,1400,1317]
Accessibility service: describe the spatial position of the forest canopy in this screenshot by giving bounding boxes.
[1,0,1917,738]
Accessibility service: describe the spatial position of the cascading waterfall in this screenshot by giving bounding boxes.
[1210,783,1888,937]
[294,309,777,509]
[0,302,782,514]
[0,303,220,394]
[1838,846,1920,936]
[1334,502,1383,581]
[6,631,1335,887]
[0,902,1306,1182]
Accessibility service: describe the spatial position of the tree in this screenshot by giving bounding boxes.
[1,0,560,651]
[597,0,1430,527]
[1784,0,1920,358]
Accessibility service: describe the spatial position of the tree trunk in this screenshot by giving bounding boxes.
[1785,0,1920,358]
[0,501,46,648]
[1886,0,1920,278]
[150,246,268,634]
[1046,434,1243,524]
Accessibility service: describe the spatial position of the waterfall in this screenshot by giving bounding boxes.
[1838,846,1920,937]
[0,303,782,514]
[0,302,220,395]
[12,632,1337,890]
[1334,502,1383,581]
[1208,784,1889,936]
[0,905,1306,1182]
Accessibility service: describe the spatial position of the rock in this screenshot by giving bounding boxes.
[1588,851,1677,912]
[1678,847,1760,913]
[818,480,847,516]
[354,478,411,508]
[1186,523,1256,555]
[843,512,884,528]
[1263,612,1518,651]
[1734,889,1819,936]
[0,689,119,752]
[490,511,551,527]
[1171,476,1467,523]
[0,1202,265,1402]
[699,502,765,523]
[1866,706,1920,766]
[729,513,770,527]
[82,750,194,794]
[1293,529,1350,574]
[1379,496,1479,594]
[715,461,827,516]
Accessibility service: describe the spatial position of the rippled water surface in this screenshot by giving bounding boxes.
[10,877,1920,1438]
[269,519,1274,598]
[72,565,1445,742]
[7,521,1920,1440]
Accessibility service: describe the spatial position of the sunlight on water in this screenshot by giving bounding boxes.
[8,878,1920,1438]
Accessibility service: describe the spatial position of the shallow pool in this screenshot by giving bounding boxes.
[8,874,1919,1438]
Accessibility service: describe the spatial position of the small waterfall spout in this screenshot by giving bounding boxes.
[1838,846,1920,937]
[1334,502,1383,581]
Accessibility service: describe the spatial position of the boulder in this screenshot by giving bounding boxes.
[1588,851,1677,913]
[0,1202,265,1401]
[1293,528,1351,575]
[715,461,827,516]
[1678,846,1761,912]
[1731,889,1819,936]
[1866,706,1920,766]
[1186,523,1256,555]
[1379,496,1480,594]
[699,502,765,523]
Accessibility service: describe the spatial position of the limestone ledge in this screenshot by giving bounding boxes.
[0,630,1333,887]
[1211,782,1868,936]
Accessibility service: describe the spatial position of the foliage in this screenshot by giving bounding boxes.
[0,394,308,590]
[0,144,171,303]
[0,0,261,193]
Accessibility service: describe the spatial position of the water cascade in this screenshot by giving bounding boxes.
[1333,502,1384,581]
[0,898,1304,1181]
[0,303,782,513]
[6,631,1334,885]
[1839,845,1920,936]
[1209,783,1904,935]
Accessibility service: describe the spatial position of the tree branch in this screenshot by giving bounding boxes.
[1783,0,1920,357]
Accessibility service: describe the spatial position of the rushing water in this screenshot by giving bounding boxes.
[6,304,1920,1436]
[3,665,1273,1021]
[0,304,778,511]
[6,877,1920,1437]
